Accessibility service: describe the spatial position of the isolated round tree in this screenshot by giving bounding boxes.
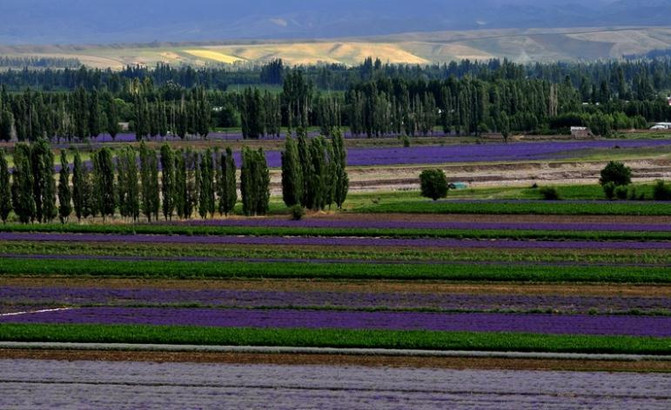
[599,161,631,186]
[420,169,449,201]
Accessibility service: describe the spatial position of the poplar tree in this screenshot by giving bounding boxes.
[218,147,237,216]
[240,148,269,216]
[58,150,72,223]
[0,149,12,223]
[92,147,116,221]
[160,144,176,220]
[139,142,159,222]
[198,149,215,218]
[184,149,197,219]
[72,149,84,221]
[307,136,327,210]
[88,88,101,138]
[11,144,36,223]
[174,149,187,219]
[117,146,139,221]
[31,139,56,223]
[0,110,13,142]
[332,129,349,209]
[297,132,312,208]
[281,136,303,207]
[105,92,120,140]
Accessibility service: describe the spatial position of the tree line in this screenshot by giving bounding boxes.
[1,141,245,223]
[0,134,349,223]
[3,57,671,95]
[2,57,671,142]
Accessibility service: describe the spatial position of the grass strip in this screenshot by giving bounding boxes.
[1,324,670,355]
[3,241,671,265]
[1,258,669,283]
[356,201,671,215]
[2,223,671,241]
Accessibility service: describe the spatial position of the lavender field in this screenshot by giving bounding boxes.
[2,286,669,314]
[2,360,669,409]
[56,137,671,167]
[2,231,670,249]
[2,307,669,337]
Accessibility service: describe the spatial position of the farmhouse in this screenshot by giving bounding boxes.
[570,126,592,138]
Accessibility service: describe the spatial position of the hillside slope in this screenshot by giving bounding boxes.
[2,27,671,68]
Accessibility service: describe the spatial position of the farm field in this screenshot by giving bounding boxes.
[3,360,670,409]
[2,133,671,408]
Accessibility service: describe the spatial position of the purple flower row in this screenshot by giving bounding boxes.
[2,307,670,336]
[51,137,671,168]
[240,138,671,167]
[179,218,671,232]
[2,232,671,249]
[2,286,669,314]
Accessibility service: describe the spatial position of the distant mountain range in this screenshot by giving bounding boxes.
[1,0,670,45]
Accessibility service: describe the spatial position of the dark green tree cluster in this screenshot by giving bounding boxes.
[217,147,237,216]
[283,130,348,210]
[4,56,671,143]
[0,141,246,223]
[240,147,270,216]
[239,88,281,139]
[420,169,449,201]
[0,149,12,223]
[600,161,633,200]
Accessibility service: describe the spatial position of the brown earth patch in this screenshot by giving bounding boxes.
[4,277,671,297]
[1,349,669,372]
[313,212,671,224]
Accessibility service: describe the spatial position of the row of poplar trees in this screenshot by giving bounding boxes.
[0,133,348,224]
[281,130,349,210]
[0,141,269,224]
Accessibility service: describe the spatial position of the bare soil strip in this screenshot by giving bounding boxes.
[317,212,671,224]
[4,277,671,297]
[1,349,669,372]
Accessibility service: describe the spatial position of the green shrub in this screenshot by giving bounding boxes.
[600,161,632,186]
[539,187,560,200]
[653,180,671,201]
[420,169,449,201]
[603,182,616,200]
[615,185,629,200]
[290,205,305,221]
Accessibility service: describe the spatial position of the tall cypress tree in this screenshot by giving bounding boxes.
[117,146,139,221]
[297,132,312,208]
[184,148,197,219]
[0,149,12,223]
[139,142,159,222]
[0,110,13,142]
[218,147,237,216]
[198,148,215,218]
[72,149,84,221]
[58,150,72,223]
[240,148,253,216]
[105,92,120,140]
[240,148,269,216]
[307,136,327,210]
[225,148,237,216]
[31,139,57,223]
[160,144,176,220]
[174,149,187,219]
[256,148,270,216]
[88,88,101,138]
[332,129,349,209]
[92,147,116,221]
[11,144,36,223]
[281,136,303,207]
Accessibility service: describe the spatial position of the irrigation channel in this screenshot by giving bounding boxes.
[1,359,669,409]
